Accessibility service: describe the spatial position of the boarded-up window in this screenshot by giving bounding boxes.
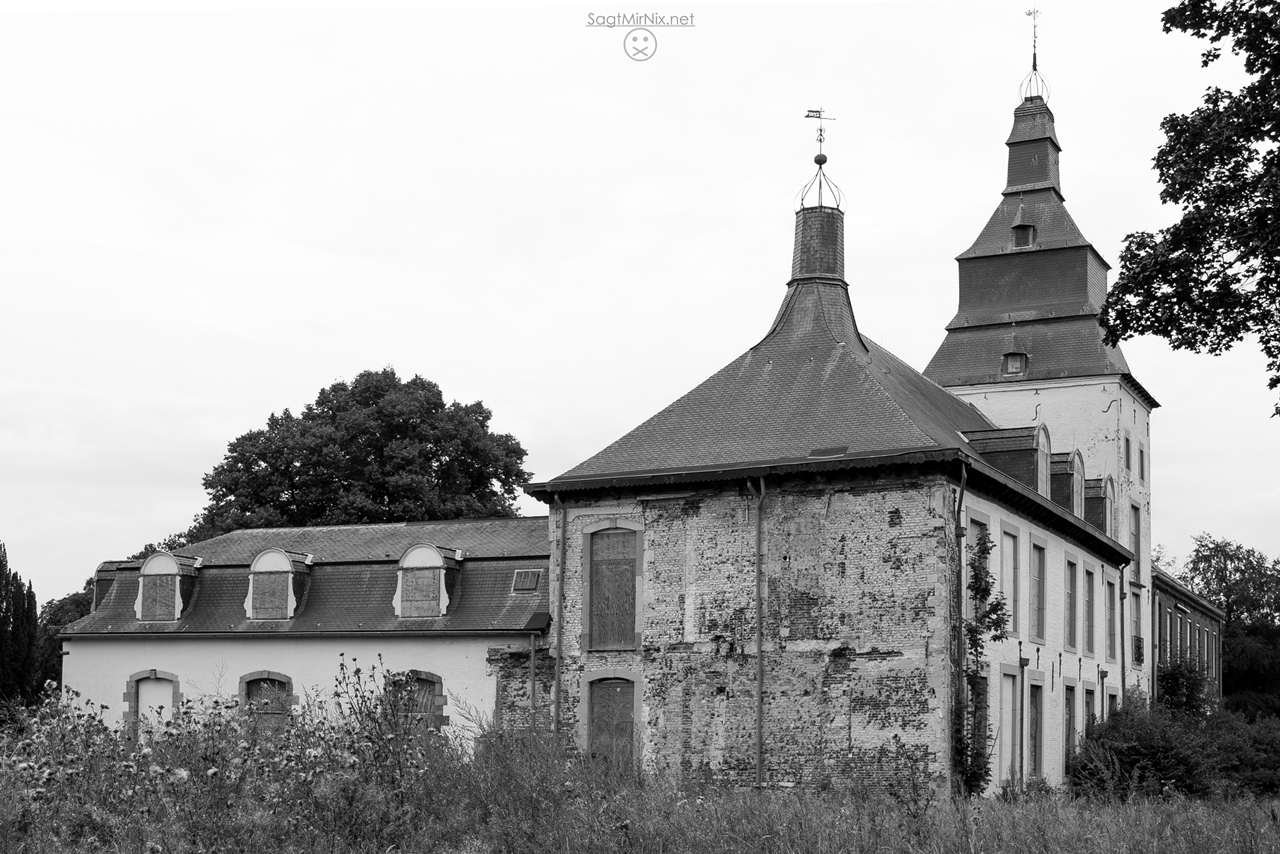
[246,678,289,713]
[589,678,634,768]
[402,568,441,617]
[589,531,637,650]
[410,676,448,728]
[141,575,176,621]
[253,573,289,620]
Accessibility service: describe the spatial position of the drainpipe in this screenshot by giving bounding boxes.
[1018,643,1027,786]
[747,476,766,789]
[1120,572,1128,700]
[552,496,568,734]
[529,630,538,725]
[953,462,968,796]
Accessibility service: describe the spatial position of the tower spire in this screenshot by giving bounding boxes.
[1021,8,1050,102]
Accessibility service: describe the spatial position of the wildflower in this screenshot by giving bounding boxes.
[149,764,163,777]
[171,768,190,783]
[139,746,152,758]
[207,768,219,778]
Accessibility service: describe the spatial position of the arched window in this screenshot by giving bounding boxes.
[123,669,183,736]
[1034,424,1052,498]
[238,670,297,719]
[396,544,458,618]
[588,678,636,768]
[398,670,448,729]
[137,553,180,621]
[583,523,642,651]
[247,549,309,621]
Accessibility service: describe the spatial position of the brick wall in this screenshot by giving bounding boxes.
[509,471,959,790]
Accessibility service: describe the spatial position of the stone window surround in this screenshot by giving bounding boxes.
[1028,532,1049,644]
[238,670,299,712]
[400,668,449,727]
[576,667,644,756]
[123,669,184,724]
[580,517,645,652]
[1063,550,1080,653]
[999,520,1021,639]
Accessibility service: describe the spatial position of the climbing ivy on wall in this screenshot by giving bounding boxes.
[953,527,1009,796]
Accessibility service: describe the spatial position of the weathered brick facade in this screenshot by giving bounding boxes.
[536,473,959,789]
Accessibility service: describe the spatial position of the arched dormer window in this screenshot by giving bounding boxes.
[395,544,458,618]
[1103,476,1116,537]
[135,552,201,622]
[1034,424,1052,498]
[246,549,311,621]
[1071,449,1086,516]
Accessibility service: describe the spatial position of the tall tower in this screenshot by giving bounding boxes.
[923,80,1159,690]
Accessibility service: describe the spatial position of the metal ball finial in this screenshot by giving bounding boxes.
[814,153,828,166]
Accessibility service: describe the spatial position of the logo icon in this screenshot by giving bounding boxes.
[625,28,656,61]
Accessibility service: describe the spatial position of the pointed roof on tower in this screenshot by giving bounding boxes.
[527,153,996,496]
[923,73,1158,409]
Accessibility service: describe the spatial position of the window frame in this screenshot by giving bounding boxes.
[1064,556,1078,652]
[581,519,644,652]
[1029,537,1047,642]
[123,669,184,733]
[577,668,644,765]
[1000,523,1021,638]
[1084,565,1096,657]
[238,670,298,715]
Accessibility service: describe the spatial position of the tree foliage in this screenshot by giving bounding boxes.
[1182,533,1280,718]
[953,527,1010,795]
[133,369,530,556]
[0,542,40,704]
[1100,0,1280,414]
[34,582,93,694]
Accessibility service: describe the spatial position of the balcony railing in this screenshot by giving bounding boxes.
[1132,635,1145,665]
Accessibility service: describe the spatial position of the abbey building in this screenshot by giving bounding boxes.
[62,79,1220,793]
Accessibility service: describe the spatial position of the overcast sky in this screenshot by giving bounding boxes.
[1,0,1274,604]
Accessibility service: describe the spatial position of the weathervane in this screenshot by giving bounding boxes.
[797,109,843,210]
[1021,8,1050,101]
[805,108,836,155]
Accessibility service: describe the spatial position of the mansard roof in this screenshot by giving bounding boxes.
[62,517,550,638]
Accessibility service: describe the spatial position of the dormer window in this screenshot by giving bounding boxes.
[396,544,458,618]
[1034,424,1052,498]
[1012,224,1036,247]
[1003,352,1027,375]
[513,570,541,593]
[135,552,201,622]
[246,549,311,621]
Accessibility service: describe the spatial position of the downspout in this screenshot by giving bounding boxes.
[1018,642,1027,786]
[747,476,765,789]
[952,461,968,796]
[552,496,567,734]
[529,630,538,725]
[1119,572,1128,700]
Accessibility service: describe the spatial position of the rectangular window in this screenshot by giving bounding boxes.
[1084,688,1096,734]
[1002,532,1020,634]
[1164,609,1172,663]
[1106,581,1117,660]
[589,530,638,650]
[1124,433,1132,470]
[1029,684,1043,779]
[402,568,442,617]
[1085,570,1096,654]
[1030,545,1046,639]
[1065,561,1078,649]
[1000,673,1019,785]
[1130,505,1142,579]
[1064,686,1077,762]
[252,573,289,620]
[1131,589,1141,645]
[1177,615,1184,661]
[141,575,177,621]
[589,679,635,768]
[512,569,541,593]
[1139,446,1146,482]
[967,520,989,620]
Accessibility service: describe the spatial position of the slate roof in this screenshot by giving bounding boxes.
[64,517,551,637]
[64,558,550,637]
[532,276,995,492]
[118,517,550,568]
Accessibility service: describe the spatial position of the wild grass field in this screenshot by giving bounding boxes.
[3,664,1278,854]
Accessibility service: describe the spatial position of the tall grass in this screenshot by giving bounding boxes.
[2,662,1279,853]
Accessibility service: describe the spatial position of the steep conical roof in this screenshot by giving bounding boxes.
[534,187,995,493]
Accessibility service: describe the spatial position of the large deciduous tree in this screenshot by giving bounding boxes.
[1183,533,1280,717]
[133,369,529,556]
[1100,0,1280,414]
